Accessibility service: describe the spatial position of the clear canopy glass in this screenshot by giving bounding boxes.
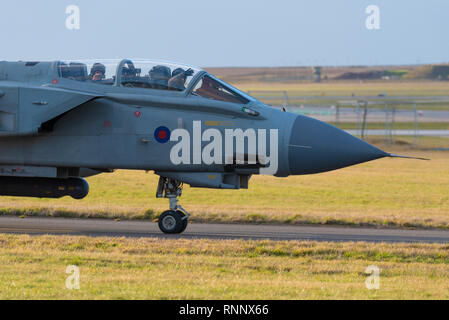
[56,59,202,91]
[118,59,201,91]
[56,59,119,85]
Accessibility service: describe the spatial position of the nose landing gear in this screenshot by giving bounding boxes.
[156,177,190,234]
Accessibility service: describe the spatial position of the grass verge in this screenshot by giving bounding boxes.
[0,234,448,299]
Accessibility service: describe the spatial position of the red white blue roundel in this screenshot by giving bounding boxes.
[154,126,171,143]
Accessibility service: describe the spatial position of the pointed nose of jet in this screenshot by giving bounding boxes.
[288,115,388,175]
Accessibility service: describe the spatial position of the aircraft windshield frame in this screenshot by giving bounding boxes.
[207,74,256,103]
[190,73,256,104]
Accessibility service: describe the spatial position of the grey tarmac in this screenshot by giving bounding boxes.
[0,216,448,243]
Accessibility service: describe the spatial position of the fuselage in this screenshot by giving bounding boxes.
[0,59,388,189]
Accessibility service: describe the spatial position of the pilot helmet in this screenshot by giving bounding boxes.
[149,65,171,87]
[172,68,185,78]
[90,63,106,77]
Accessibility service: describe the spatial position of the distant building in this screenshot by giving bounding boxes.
[430,65,449,80]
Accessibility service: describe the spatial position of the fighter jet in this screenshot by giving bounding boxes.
[0,59,424,234]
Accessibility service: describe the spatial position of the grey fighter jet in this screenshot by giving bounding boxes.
[0,59,423,234]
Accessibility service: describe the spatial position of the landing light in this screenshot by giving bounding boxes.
[242,106,259,116]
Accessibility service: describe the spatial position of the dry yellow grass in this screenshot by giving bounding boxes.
[0,234,448,299]
[237,80,449,97]
[0,144,448,229]
[236,80,449,110]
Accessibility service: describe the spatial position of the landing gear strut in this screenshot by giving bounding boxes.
[156,177,190,234]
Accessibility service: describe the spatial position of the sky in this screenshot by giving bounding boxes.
[0,0,448,67]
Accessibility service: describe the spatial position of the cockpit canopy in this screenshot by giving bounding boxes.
[57,59,201,92]
[55,58,254,105]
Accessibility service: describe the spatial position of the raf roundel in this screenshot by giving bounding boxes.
[154,126,171,143]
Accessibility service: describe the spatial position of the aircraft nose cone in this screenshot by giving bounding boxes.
[288,116,388,175]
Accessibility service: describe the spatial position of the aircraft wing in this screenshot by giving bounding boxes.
[0,82,100,136]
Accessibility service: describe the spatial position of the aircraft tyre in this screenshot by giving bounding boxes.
[177,210,188,233]
[158,210,188,234]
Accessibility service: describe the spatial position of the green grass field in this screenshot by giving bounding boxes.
[1,138,448,230]
[1,234,448,299]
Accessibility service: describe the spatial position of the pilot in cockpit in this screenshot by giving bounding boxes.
[168,68,194,91]
[90,63,106,81]
[148,65,171,89]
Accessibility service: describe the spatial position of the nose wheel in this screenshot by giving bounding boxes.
[156,177,190,234]
[158,210,188,234]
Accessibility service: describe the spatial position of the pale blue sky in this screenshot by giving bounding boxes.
[0,0,447,67]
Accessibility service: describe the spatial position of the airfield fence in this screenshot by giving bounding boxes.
[247,90,449,146]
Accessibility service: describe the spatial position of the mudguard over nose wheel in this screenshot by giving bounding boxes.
[158,210,188,234]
